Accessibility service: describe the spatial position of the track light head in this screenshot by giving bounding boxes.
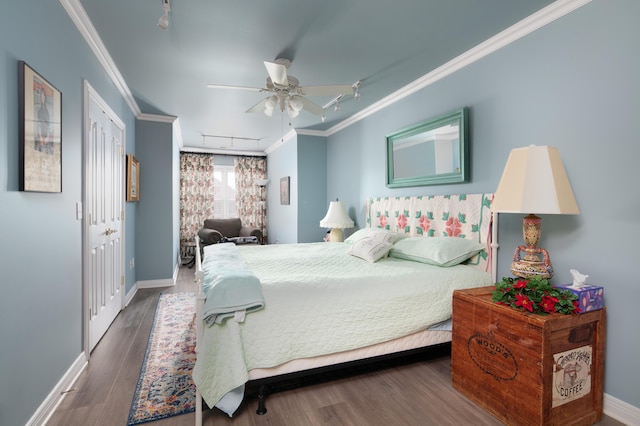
[157,0,170,30]
[157,12,169,30]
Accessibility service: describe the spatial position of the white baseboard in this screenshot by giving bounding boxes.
[124,262,180,302]
[27,352,87,426]
[604,393,640,425]
[136,262,180,289]
[124,284,138,307]
[136,278,175,289]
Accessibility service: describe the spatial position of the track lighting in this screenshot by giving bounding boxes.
[323,80,361,112]
[157,0,170,30]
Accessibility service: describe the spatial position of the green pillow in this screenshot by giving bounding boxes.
[389,237,484,267]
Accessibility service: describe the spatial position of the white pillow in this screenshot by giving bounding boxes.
[389,237,484,267]
[348,236,393,263]
[345,228,404,244]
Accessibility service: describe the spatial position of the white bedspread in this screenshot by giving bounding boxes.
[192,242,491,416]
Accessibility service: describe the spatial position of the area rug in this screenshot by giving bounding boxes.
[127,292,197,425]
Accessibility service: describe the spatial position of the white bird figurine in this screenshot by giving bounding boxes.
[569,269,589,288]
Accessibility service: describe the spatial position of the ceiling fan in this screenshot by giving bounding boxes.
[207,58,359,119]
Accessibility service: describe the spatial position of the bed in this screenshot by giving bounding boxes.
[192,193,497,425]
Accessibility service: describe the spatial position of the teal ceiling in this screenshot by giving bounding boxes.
[78,0,555,153]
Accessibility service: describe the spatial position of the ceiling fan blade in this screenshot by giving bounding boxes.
[245,98,269,113]
[298,84,353,96]
[264,61,289,87]
[298,96,325,116]
[207,84,264,92]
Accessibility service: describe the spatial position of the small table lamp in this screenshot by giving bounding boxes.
[491,145,580,279]
[320,200,354,242]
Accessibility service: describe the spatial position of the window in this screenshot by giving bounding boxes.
[213,165,237,218]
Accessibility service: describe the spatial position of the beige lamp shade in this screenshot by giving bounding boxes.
[492,145,579,279]
[320,201,354,242]
[491,145,580,215]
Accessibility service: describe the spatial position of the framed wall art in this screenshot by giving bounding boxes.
[280,176,290,205]
[19,61,62,193]
[126,154,140,202]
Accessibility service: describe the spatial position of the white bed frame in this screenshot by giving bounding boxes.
[193,196,498,425]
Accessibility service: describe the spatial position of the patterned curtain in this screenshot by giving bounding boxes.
[179,152,214,256]
[235,157,267,242]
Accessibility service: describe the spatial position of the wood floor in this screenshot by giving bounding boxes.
[47,266,625,426]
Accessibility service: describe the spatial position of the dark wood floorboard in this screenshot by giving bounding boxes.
[47,266,626,426]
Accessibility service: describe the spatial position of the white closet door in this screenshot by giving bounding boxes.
[85,84,125,352]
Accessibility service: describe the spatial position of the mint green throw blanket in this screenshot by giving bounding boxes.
[201,243,264,326]
[193,242,492,416]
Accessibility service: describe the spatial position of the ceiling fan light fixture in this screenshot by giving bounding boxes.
[289,96,304,112]
[288,107,300,118]
[264,106,275,117]
[265,95,278,109]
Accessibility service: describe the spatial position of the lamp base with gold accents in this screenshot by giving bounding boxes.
[510,245,554,279]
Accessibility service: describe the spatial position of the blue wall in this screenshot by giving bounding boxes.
[297,135,327,243]
[266,137,298,244]
[135,120,178,282]
[0,1,137,425]
[324,0,639,409]
[266,134,329,243]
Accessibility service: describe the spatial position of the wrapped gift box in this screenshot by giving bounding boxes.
[555,284,604,313]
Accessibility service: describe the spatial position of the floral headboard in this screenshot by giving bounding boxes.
[365,194,494,275]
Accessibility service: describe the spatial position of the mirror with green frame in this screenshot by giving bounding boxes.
[386,108,468,188]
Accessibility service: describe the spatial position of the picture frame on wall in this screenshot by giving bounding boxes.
[126,154,140,202]
[280,176,290,205]
[19,61,62,193]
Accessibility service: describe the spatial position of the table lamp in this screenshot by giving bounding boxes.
[491,145,580,279]
[320,200,354,242]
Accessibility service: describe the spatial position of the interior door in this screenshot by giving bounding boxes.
[84,83,125,352]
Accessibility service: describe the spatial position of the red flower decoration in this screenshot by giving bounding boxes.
[397,213,407,230]
[419,215,431,233]
[379,214,387,228]
[515,294,534,312]
[540,295,559,313]
[446,217,463,237]
[492,276,579,316]
[572,300,581,314]
[513,280,528,289]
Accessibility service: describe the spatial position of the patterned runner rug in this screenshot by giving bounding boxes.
[127,292,197,425]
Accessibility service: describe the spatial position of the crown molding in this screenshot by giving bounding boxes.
[137,113,177,123]
[59,0,140,117]
[264,129,297,155]
[324,0,591,136]
[295,129,329,137]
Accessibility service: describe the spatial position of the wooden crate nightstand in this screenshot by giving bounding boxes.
[452,286,605,426]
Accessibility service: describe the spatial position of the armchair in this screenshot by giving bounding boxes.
[198,218,262,245]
